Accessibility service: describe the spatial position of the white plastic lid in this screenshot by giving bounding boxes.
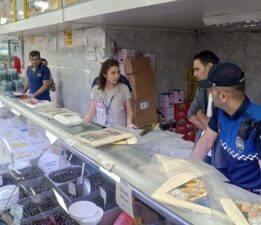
[69,201,98,219]
[8,160,30,171]
[0,185,18,200]
[81,207,104,223]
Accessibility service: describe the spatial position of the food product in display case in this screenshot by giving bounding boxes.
[53,112,83,126]
[76,128,133,147]
[0,0,14,25]
[18,96,52,109]
[236,201,261,225]
[63,0,81,6]
[220,198,261,225]
[36,107,70,119]
[152,172,230,221]
[27,0,59,17]
[170,178,208,206]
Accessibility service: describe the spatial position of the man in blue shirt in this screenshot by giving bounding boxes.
[192,62,261,194]
[24,51,51,101]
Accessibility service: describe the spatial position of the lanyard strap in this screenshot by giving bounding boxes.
[102,95,115,115]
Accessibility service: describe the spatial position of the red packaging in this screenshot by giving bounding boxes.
[185,121,195,132]
[182,130,196,142]
[114,211,134,225]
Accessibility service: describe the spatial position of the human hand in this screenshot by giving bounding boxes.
[127,123,138,129]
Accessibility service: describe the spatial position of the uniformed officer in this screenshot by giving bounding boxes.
[192,62,261,194]
[24,51,51,101]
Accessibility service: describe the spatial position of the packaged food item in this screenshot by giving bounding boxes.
[218,183,261,225]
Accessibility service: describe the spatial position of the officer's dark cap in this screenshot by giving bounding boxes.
[208,63,245,87]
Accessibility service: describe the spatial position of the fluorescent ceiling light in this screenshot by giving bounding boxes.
[203,10,261,25]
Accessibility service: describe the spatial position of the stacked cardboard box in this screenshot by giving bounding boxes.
[118,49,136,76]
[126,57,157,127]
[187,66,199,101]
[158,93,174,122]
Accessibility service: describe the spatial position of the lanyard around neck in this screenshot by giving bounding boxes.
[102,95,115,115]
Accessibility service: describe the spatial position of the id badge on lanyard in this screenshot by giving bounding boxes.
[96,102,107,126]
[96,96,115,127]
[102,95,115,126]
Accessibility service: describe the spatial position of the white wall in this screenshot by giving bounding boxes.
[23,27,261,115]
[23,27,106,115]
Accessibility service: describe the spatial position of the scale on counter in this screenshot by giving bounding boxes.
[53,113,83,126]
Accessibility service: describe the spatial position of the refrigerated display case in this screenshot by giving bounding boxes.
[26,0,60,18]
[0,93,245,225]
[0,0,14,25]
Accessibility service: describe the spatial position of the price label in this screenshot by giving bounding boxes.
[45,131,58,144]
[116,180,134,218]
[10,204,23,225]
[99,186,107,206]
[27,119,38,137]
[68,182,76,196]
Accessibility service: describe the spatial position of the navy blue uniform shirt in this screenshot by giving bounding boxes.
[27,64,51,101]
[209,96,261,191]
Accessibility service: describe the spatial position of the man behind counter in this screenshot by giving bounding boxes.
[192,62,261,194]
[24,50,51,101]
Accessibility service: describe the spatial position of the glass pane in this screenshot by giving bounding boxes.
[27,0,59,18]
[0,41,8,68]
[0,0,14,25]
[16,0,25,20]
[63,0,92,7]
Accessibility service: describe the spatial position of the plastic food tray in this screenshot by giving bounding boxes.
[48,165,95,186]
[19,176,54,200]
[21,207,79,225]
[57,172,115,202]
[2,166,43,185]
[18,191,63,219]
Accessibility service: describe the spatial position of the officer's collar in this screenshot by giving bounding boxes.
[230,96,250,120]
[32,63,43,72]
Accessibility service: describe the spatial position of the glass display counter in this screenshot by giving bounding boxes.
[0,93,252,225]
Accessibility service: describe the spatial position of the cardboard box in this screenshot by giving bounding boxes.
[170,89,184,104]
[134,112,158,127]
[132,96,157,127]
[128,70,155,86]
[125,58,151,74]
[118,49,135,64]
[132,83,156,100]
[187,80,198,99]
[119,63,126,76]
[158,93,175,122]
[159,105,174,122]
[132,95,156,113]
[158,93,172,107]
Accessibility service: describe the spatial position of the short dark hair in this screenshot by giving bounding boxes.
[29,50,40,58]
[98,59,119,91]
[194,50,219,65]
[41,58,48,65]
